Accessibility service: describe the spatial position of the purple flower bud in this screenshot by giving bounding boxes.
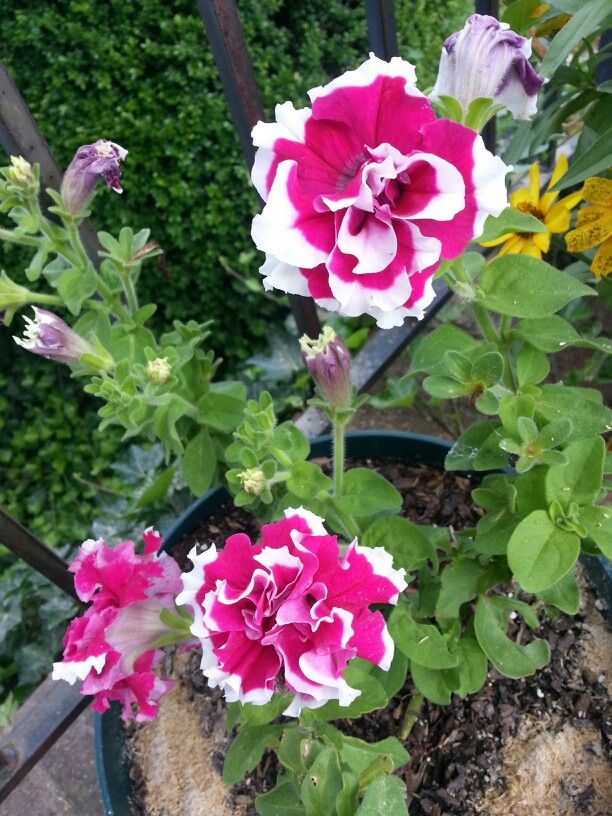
[300,326,352,410]
[13,307,95,364]
[432,14,545,121]
[60,140,127,215]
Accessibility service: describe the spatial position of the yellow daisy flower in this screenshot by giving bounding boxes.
[481,155,582,259]
[565,176,612,278]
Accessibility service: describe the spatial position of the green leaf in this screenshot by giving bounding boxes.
[478,256,594,318]
[332,468,401,519]
[545,436,605,508]
[537,570,581,614]
[271,422,310,464]
[445,421,503,471]
[499,393,535,438]
[340,735,409,775]
[507,510,580,593]
[478,208,547,243]
[514,316,581,352]
[223,724,284,785]
[389,605,459,669]
[471,351,504,387]
[474,595,550,679]
[579,505,612,558]
[410,661,456,705]
[454,633,488,697]
[181,430,216,496]
[236,694,293,728]
[197,382,246,433]
[256,778,305,816]
[336,772,360,816]
[362,516,436,573]
[300,747,343,816]
[410,325,477,375]
[56,266,96,314]
[436,558,484,619]
[423,375,472,399]
[540,0,612,78]
[355,774,408,816]
[287,461,333,500]
[136,464,175,507]
[535,385,612,440]
[516,344,550,387]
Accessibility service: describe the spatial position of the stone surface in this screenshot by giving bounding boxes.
[3,708,104,816]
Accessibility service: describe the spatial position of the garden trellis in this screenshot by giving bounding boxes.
[0,0,500,803]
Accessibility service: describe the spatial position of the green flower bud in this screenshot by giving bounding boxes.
[145,357,171,385]
[7,156,36,190]
[237,467,266,496]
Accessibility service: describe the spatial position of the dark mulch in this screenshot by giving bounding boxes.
[125,459,610,816]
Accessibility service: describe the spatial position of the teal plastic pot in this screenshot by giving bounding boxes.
[94,431,452,816]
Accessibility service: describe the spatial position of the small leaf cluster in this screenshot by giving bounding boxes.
[223,680,411,816]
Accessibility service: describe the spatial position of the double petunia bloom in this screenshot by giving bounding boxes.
[177,508,407,715]
[52,529,182,721]
[251,53,510,328]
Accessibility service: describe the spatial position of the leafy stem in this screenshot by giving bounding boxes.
[332,414,347,495]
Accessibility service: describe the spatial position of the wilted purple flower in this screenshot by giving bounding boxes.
[13,307,95,364]
[300,326,352,410]
[431,14,545,121]
[60,140,127,214]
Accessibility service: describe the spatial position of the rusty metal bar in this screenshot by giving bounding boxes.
[0,677,89,803]
[0,60,100,264]
[196,0,321,338]
[0,508,78,600]
[365,0,399,59]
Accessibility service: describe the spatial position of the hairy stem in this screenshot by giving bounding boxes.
[332,415,346,495]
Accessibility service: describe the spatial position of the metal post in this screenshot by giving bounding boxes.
[0,509,78,600]
[0,60,100,265]
[475,0,500,152]
[196,0,321,338]
[365,0,399,59]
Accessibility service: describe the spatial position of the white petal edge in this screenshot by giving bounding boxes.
[251,101,311,199]
[346,541,408,603]
[52,653,107,684]
[471,134,511,238]
[309,53,419,104]
[176,544,219,640]
[251,160,329,268]
[259,255,310,297]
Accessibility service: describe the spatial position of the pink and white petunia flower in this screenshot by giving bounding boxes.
[176,508,407,716]
[251,53,509,328]
[52,529,183,721]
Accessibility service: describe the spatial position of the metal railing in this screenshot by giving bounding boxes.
[0,0,497,802]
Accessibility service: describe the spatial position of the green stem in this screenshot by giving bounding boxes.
[29,292,64,306]
[332,415,346,495]
[471,301,499,345]
[399,691,423,740]
[0,228,40,247]
[121,271,139,314]
[498,315,517,391]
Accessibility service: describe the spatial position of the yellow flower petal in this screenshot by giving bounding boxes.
[497,235,525,256]
[566,215,612,252]
[529,162,541,206]
[521,242,543,259]
[545,202,571,234]
[510,189,532,208]
[576,205,605,227]
[592,235,612,278]
[480,232,513,247]
[582,177,612,206]
[547,154,568,191]
[533,229,551,252]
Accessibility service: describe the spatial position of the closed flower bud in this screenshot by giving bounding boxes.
[7,156,36,190]
[13,307,95,365]
[60,139,127,215]
[300,326,352,410]
[237,467,267,496]
[145,357,171,385]
[432,14,545,121]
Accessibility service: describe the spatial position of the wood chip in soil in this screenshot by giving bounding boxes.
[123,459,611,816]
